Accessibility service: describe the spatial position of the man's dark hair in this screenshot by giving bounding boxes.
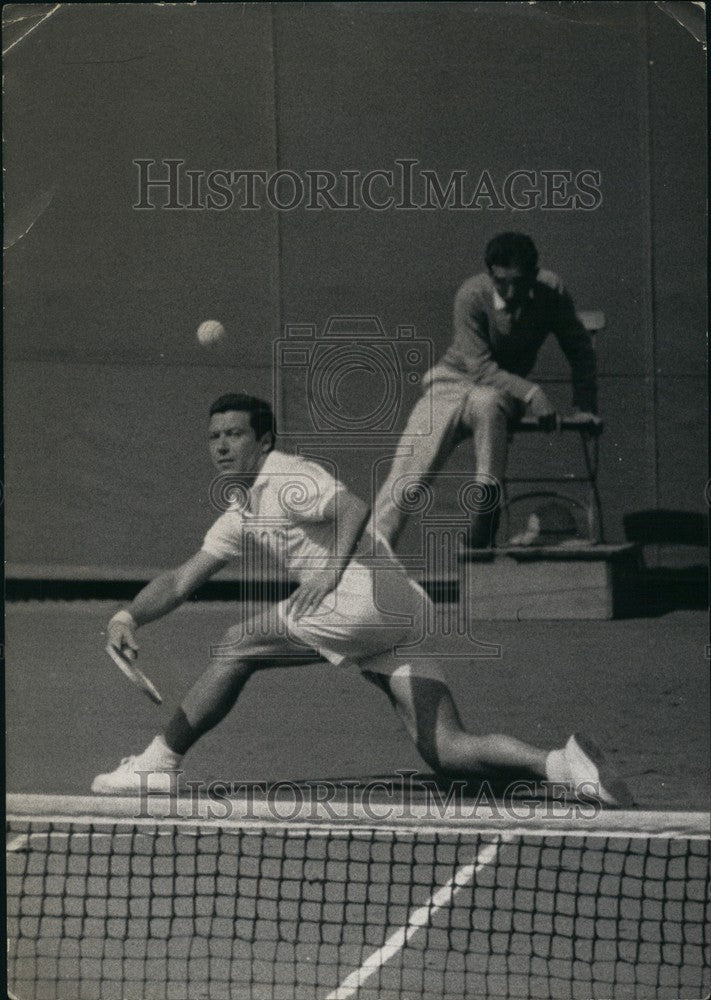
[485,232,538,273]
[209,393,276,449]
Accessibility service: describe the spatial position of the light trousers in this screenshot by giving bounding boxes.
[375,365,524,546]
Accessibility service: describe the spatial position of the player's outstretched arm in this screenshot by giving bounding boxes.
[107,550,227,660]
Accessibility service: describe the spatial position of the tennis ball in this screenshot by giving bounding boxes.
[197,319,226,346]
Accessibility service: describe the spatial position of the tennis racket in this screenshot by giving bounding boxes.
[106,645,163,705]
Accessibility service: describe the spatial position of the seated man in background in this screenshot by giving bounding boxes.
[375,232,601,548]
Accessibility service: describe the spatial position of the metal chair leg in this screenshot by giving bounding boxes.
[579,431,604,543]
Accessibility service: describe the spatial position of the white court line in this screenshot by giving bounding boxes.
[326,835,509,1000]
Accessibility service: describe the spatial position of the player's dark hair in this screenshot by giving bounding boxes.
[209,393,276,450]
[485,232,538,273]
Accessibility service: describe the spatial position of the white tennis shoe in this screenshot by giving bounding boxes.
[563,734,633,808]
[91,753,180,795]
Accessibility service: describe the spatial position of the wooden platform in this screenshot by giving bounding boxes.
[458,543,639,620]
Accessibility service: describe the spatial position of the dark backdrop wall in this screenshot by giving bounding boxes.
[4,2,706,573]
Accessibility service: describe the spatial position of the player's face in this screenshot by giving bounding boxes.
[208,410,271,479]
[489,265,536,312]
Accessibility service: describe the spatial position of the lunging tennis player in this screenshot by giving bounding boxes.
[93,393,630,806]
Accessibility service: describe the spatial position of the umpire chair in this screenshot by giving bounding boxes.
[501,310,606,545]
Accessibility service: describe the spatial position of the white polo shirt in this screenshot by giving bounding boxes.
[202,450,349,579]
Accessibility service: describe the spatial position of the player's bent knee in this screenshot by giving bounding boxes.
[414,728,457,773]
[467,386,508,418]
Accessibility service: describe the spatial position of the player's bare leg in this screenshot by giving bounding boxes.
[365,669,547,781]
[92,614,323,793]
[165,621,322,755]
[364,666,632,805]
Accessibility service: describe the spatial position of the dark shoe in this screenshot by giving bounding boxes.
[467,510,499,548]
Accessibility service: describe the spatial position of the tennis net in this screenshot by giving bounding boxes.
[6,793,710,1000]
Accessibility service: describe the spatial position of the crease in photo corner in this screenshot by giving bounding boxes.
[520,0,706,48]
[3,3,60,250]
[655,0,707,47]
[1,3,61,58]
[3,187,55,251]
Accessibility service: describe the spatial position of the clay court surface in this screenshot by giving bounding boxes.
[6,599,710,1000]
[6,600,709,809]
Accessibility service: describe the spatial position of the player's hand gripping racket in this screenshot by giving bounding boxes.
[106,645,163,705]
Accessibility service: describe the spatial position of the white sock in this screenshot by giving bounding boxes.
[545,747,572,784]
[138,734,182,769]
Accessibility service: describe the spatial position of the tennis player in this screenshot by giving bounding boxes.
[93,393,630,805]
